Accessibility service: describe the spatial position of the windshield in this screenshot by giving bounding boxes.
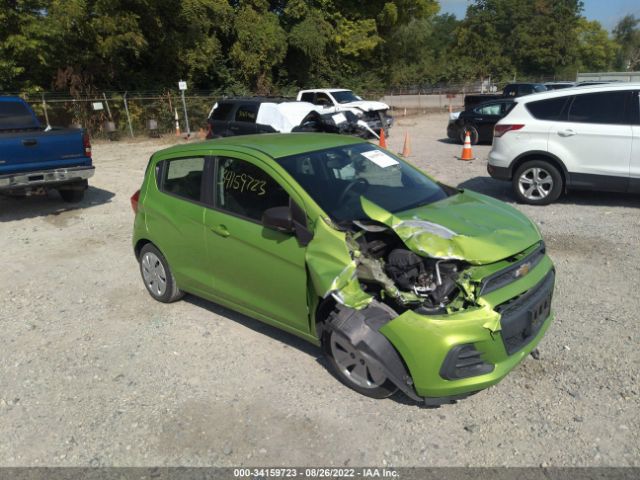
[276,143,449,222]
[331,90,361,104]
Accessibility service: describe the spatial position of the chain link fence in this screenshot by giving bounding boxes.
[16,77,574,139]
[21,91,221,140]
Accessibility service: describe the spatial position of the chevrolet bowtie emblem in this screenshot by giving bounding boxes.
[515,262,531,278]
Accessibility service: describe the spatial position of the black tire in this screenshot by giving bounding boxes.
[59,188,85,203]
[512,160,563,205]
[458,125,479,145]
[138,243,183,303]
[322,313,398,399]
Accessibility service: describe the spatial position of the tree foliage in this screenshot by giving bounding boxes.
[0,0,632,94]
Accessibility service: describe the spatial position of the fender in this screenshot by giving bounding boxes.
[511,150,571,184]
[325,302,421,402]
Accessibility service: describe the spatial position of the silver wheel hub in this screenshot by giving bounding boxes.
[141,252,167,296]
[330,332,387,389]
[518,167,553,200]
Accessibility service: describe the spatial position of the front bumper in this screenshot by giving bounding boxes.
[0,165,95,190]
[379,254,555,402]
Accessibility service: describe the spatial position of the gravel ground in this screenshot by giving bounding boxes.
[1,113,638,467]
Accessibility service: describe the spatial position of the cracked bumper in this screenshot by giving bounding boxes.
[379,255,555,400]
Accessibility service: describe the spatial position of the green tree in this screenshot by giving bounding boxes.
[573,18,617,73]
[613,14,640,70]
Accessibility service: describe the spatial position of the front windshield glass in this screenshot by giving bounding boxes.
[276,143,449,222]
[331,90,360,104]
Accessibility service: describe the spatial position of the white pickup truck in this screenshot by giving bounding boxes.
[296,89,393,136]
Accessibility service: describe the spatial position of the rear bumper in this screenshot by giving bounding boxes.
[487,163,511,181]
[0,165,94,190]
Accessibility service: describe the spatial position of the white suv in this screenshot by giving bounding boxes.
[487,84,640,204]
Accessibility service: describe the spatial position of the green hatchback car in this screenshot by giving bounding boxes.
[132,133,554,405]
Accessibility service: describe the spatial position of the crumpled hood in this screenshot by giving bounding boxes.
[361,190,542,265]
[343,100,390,112]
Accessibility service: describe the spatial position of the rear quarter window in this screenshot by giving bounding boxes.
[0,101,37,129]
[525,97,569,121]
[211,102,234,121]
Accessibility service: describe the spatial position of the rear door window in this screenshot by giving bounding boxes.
[526,97,569,121]
[314,93,333,106]
[475,103,501,115]
[161,157,205,202]
[300,92,315,103]
[235,104,258,123]
[215,157,289,222]
[567,91,628,125]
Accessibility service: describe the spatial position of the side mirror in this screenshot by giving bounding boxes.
[262,206,293,233]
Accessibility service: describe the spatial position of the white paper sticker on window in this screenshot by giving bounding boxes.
[361,149,399,168]
[332,113,347,124]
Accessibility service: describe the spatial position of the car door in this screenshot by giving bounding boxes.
[547,90,632,191]
[228,103,258,136]
[630,90,640,193]
[203,153,310,334]
[145,156,211,294]
[473,102,503,140]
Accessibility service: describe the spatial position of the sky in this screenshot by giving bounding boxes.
[438,0,640,31]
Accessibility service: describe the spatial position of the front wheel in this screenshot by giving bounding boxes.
[323,328,398,399]
[512,160,563,205]
[139,244,183,303]
[458,125,479,145]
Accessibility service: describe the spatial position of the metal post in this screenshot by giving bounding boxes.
[180,89,191,137]
[123,92,134,138]
[102,92,113,120]
[41,93,50,129]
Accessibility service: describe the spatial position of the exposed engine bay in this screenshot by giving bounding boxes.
[346,222,473,314]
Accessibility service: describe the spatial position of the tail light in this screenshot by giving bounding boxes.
[206,122,213,139]
[83,132,92,158]
[131,189,140,213]
[494,124,524,138]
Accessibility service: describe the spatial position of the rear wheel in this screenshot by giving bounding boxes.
[512,160,563,205]
[139,243,183,303]
[323,325,397,399]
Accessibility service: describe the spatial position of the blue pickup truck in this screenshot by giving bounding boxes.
[0,96,94,202]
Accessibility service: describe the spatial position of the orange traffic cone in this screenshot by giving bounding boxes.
[457,130,475,161]
[401,132,411,157]
[379,129,387,148]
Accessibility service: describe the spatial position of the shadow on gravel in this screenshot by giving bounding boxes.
[184,294,423,407]
[184,295,321,358]
[459,176,640,208]
[0,186,115,222]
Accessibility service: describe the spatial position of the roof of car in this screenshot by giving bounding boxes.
[153,133,366,160]
[217,96,294,104]
[299,89,351,93]
[514,82,640,103]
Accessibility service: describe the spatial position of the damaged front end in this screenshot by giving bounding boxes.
[307,195,555,404]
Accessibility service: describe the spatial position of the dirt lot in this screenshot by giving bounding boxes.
[1,113,638,467]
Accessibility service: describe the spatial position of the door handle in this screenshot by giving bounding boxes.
[210,224,230,238]
[558,129,577,137]
[22,139,38,146]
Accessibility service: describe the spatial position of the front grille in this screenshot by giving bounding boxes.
[479,242,546,296]
[496,270,555,355]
